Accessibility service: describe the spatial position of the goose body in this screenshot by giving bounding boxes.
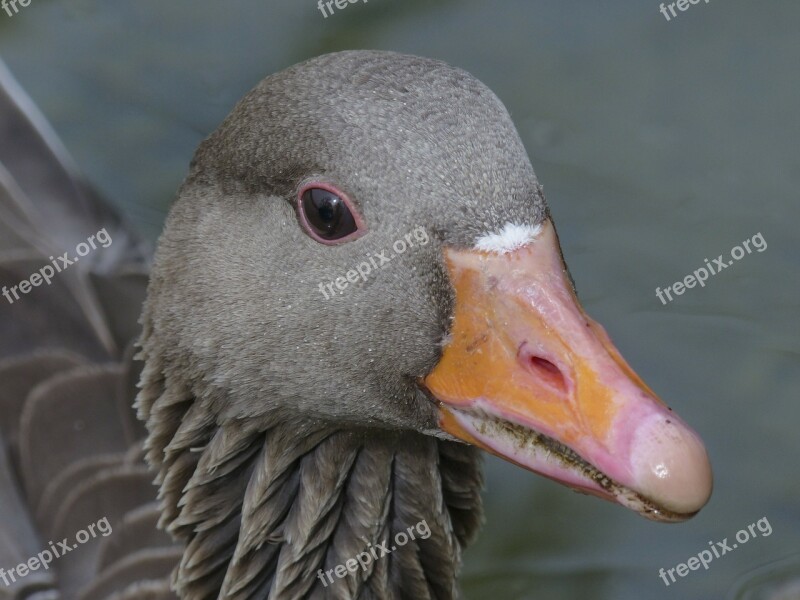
[0,50,712,599]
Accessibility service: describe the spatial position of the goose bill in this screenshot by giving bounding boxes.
[424,220,712,522]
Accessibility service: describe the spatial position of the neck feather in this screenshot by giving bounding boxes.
[135,355,484,600]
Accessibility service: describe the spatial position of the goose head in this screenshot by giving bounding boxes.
[138,50,712,596]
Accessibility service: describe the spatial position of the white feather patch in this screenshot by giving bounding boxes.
[473,223,542,254]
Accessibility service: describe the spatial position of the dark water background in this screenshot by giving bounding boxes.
[1,1,798,598]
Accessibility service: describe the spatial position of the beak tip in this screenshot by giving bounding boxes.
[631,415,713,516]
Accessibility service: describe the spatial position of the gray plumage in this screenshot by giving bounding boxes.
[0,55,161,599]
[1,50,551,598]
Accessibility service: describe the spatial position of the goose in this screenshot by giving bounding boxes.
[0,50,713,600]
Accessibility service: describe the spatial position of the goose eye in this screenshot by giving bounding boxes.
[298,185,362,243]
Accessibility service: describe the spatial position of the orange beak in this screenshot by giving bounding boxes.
[423,220,712,522]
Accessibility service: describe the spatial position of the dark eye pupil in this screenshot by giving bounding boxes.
[301,188,358,240]
[318,200,337,223]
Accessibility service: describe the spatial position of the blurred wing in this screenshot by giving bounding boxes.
[0,58,178,599]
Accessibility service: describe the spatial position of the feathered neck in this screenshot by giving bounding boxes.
[135,348,484,600]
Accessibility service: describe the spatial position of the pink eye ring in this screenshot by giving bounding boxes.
[297,182,365,244]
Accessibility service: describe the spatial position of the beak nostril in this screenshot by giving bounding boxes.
[528,356,567,393]
[529,356,560,376]
[515,343,569,394]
